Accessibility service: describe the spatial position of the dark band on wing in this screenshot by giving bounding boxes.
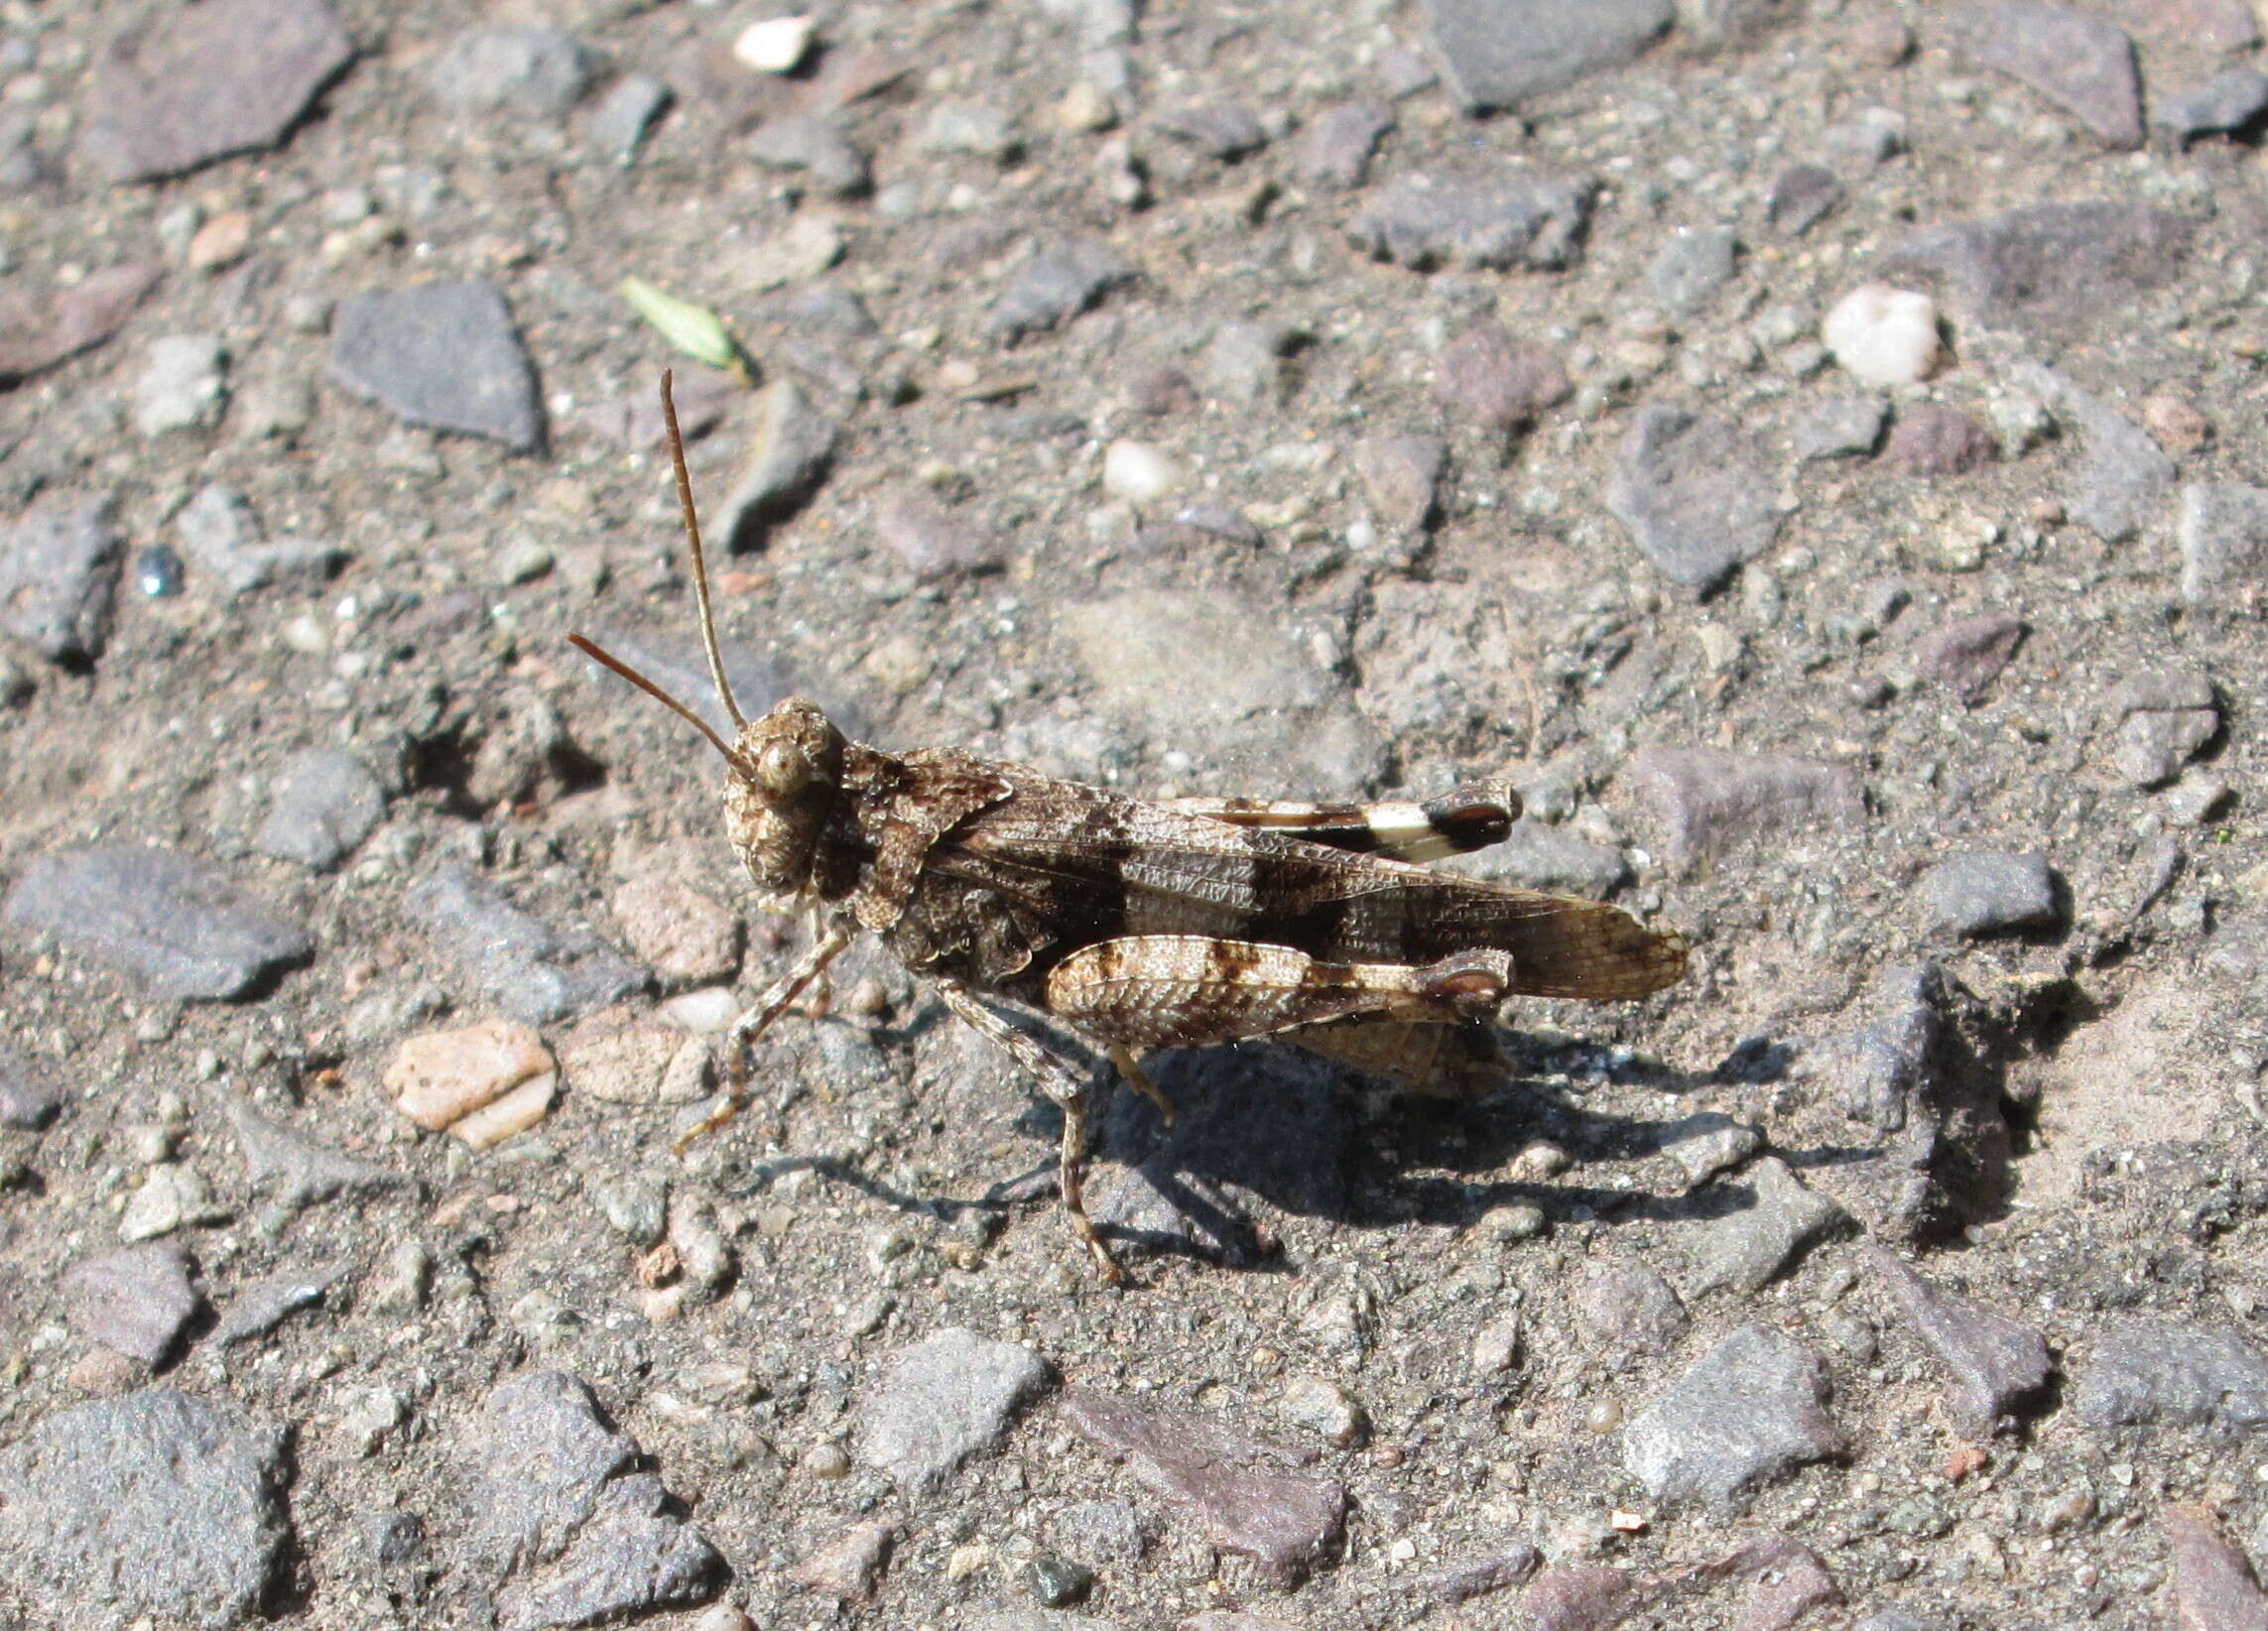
[1175,782,1521,863]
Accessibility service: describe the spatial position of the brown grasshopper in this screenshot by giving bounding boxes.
[571,375,1689,1280]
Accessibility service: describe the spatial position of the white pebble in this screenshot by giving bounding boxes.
[732,15,814,73]
[1102,439,1185,504]
[660,986,741,1034]
[1823,283,1940,387]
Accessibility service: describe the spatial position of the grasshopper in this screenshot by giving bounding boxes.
[572,376,1689,1280]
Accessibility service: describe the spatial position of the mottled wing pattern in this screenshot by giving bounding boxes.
[923,769,1688,1000]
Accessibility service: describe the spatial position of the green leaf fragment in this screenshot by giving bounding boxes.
[620,276,750,382]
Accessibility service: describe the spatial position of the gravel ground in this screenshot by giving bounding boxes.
[3,0,2268,1627]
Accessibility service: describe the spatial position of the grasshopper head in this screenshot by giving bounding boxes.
[723,696,847,906]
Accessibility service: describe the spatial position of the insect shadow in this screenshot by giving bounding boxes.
[725,1002,1820,1276]
[1052,1033,1793,1269]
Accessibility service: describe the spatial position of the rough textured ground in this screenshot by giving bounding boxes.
[3,0,2268,1628]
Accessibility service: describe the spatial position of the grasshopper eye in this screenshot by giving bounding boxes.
[754,739,810,795]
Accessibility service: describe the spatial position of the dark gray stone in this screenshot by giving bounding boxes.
[986,239,1137,341]
[409,863,641,1027]
[500,1472,721,1630]
[747,115,871,196]
[174,484,342,601]
[1658,1111,1762,1187]
[1795,397,1887,461]
[1352,435,1445,534]
[2073,1320,2268,1431]
[2152,67,2268,138]
[2180,482,2268,608]
[1789,962,2015,1246]
[1767,164,1841,235]
[1961,1,2141,147]
[0,495,121,665]
[2032,370,2175,543]
[222,1094,405,1211]
[1805,972,1938,1133]
[584,71,672,163]
[465,1371,722,1630]
[3,845,313,1001]
[0,1046,60,1129]
[1626,747,1863,874]
[854,1326,1053,1492]
[256,747,386,869]
[2103,670,2218,787]
[63,1241,200,1366]
[1623,1326,1845,1508]
[1647,227,1740,315]
[1154,102,1266,159]
[1063,1390,1345,1577]
[328,282,545,451]
[1297,101,1392,190]
[213,1262,344,1346]
[1882,204,2193,342]
[1605,407,1783,592]
[1915,851,2061,938]
[1346,167,1594,272]
[0,1388,290,1626]
[1423,0,1673,109]
[1868,1248,2051,1434]
[1688,1156,1848,1294]
[719,377,838,548]
[429,28,592,119]
[81,0,356,182]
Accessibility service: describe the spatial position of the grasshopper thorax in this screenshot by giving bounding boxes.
[723,695,848,907]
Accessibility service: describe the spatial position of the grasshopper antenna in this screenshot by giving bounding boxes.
[563,372,751,768]
[567,632,741,766]
[662,369,747,735]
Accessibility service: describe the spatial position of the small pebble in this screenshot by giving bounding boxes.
[134,543,185,598]
[1102,439,1185,503]
[732,15,814,74]
[1279,1374,1367,1444]
[384,1019,558,1147]
[1823,284,1940,387]
[1026,1556,1093,1607]
[186,211,251,272]
[1058,81,1116,132]
[1478,1202,1547,1242]
[1472,1317,1523,1375]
